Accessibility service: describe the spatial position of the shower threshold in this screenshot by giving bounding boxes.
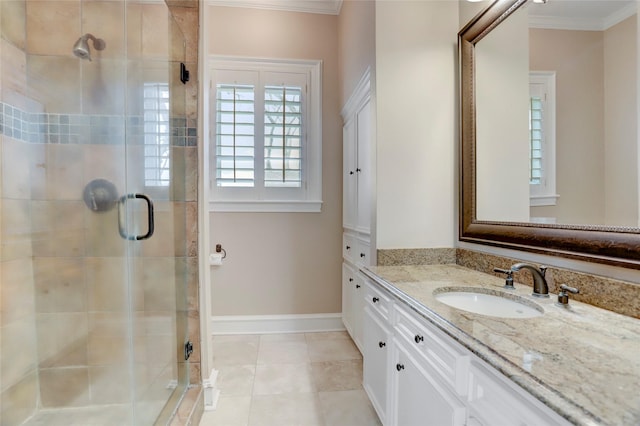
[21,400,167,426]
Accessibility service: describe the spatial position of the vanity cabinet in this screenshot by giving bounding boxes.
[391,341,466,426]
[363,306,391,423]
[342,69,375,353]
[363,281,393,423]
[466,361,569,426]
[362,277,572,426]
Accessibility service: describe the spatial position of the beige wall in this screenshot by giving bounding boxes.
[529,28,606,225]
[206,6,342,315]
[604,15,638,226]
[475,7,530,222]
[375,0,458,249]
[458,0,490,30]
[338,0,375,108]
[530,20,639,227]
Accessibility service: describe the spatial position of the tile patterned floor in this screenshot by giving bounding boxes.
[199,331,382,426]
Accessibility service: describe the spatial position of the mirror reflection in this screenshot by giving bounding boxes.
[475,0,639,228]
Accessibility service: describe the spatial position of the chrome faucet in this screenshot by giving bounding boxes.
[510,263,549,298]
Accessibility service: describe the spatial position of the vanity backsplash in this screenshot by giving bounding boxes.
[377,248,640,319]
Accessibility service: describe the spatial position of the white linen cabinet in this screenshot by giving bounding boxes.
[341,68,375,352]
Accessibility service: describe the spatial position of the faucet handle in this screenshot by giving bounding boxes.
[493,268,515,290]
[557,284,579,305]
[560,284,579,294]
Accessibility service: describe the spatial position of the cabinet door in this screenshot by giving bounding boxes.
[363,307,391,424]
[355,98,371,234]
[342,262,364,352]
[392,342,466,426]
[342,262,356,336]
[351,272,366,351]
[343,118,357,230]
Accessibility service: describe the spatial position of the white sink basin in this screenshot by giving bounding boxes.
[433,287,543,319]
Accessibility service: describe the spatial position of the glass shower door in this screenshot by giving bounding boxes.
[123,4,189,424]
[0,1,189,424]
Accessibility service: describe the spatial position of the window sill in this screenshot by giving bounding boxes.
[209,200,323,213]
[530,194,559,207]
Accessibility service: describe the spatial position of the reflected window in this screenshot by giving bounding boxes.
[529,72,558,206]
[144,82,170,187]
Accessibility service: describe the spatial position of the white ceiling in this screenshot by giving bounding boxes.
[528,0,638,31]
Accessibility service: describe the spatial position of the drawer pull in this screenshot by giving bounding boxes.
[346,245,351,250]
[372,297,379,303]
[360,253,366,258]
[396,363,405,372]
[379,341,386,348]
[414,335,424,343]
[356,284,361,289]
[348,278,353,282]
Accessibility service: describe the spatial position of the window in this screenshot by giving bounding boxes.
[143,82,171,188]
[209,58,322,212]
[529,72,558,206]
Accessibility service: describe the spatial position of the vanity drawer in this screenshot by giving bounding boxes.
[343,232,356,263]
[394,304,469,395]
[355,236,371,267]
[364,279,392,320]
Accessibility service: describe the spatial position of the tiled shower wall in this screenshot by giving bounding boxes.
[0,0,200,424]
[1,5,39,421]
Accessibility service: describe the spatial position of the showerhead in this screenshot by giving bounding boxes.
[72,33,106,61]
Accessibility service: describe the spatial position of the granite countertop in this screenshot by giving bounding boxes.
[362,264,640,426]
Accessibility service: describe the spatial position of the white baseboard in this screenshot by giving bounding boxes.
[211,313,346,335]
[203,368,220,411]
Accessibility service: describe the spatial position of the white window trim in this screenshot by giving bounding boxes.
[207,56,323,213]
[529,71,559,207]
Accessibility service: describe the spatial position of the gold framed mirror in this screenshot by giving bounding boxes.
[459,0,640,269]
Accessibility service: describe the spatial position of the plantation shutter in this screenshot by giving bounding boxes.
[216,83,255,187]
[143,82,170,187]
[529,84,545,186]
[264,85,303,188]
[210,59,321,212]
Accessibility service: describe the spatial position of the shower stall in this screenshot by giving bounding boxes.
[1,1,195,424]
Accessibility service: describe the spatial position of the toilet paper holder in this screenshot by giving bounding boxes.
[215,244,227,259]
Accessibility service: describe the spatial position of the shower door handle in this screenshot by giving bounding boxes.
[117,194,155,241]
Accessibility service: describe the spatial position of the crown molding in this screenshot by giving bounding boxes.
[207,0,343,15]
[529,2,637,31]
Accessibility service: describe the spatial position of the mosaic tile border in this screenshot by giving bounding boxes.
[0,102,197,146]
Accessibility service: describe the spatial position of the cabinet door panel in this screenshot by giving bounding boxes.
[393,342,466,426]
[364,307,391,423]
[351,272,366,351]
[342,262,356,336]
[343,118,357,230]
[356,99,372,233]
